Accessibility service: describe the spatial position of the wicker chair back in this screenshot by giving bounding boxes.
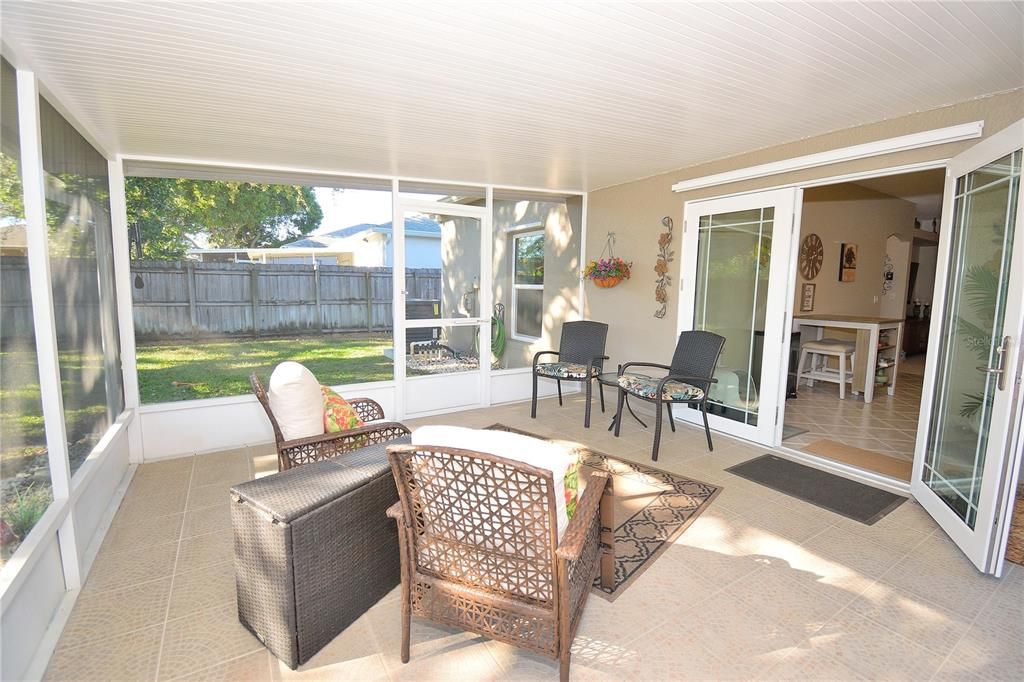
[388,445,560,605]
[557,320,609,370]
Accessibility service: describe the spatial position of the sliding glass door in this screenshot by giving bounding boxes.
[678,189,798,443]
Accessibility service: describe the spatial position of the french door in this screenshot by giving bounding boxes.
[678,189,799,443]
[394,199,492,416]
[912,120,1024,575]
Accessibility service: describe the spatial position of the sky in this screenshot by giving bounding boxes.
[312,187,393,233]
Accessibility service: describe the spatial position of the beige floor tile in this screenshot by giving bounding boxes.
[176,530,234,570]
[192,454,251,487]
[61,577,173,645]
[159,604,263,679]
[102,512,184,553]
[799,524,907,582]
[185,482,233,512]
[83,540,179,594]
[119,487,190,517]
[44,623,163,682]
[168,560,236,620]
[182,504,231,538]
[844,581,974,655]
[170,650,272,682]
[805,607,943,681]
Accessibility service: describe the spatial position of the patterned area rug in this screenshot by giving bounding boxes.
[487,425,722,601]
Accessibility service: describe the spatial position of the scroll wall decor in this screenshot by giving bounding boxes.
[653,216,675,318]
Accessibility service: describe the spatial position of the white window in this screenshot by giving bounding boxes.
[512,231,544,340]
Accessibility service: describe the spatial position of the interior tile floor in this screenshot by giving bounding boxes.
[44,393,1021,681]
[783,358,926,462]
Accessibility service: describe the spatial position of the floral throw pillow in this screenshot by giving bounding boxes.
[564,457,581,519]
[321,386,365,433]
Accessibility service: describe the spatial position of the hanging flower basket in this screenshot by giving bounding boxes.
[584,256,631,289]
[593,275,624,288]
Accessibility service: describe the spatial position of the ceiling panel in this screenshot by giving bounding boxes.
[1,1,1020,190]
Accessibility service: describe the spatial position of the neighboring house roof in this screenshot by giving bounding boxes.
[284,216,441,249]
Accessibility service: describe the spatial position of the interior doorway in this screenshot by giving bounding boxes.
[780,169,946,482]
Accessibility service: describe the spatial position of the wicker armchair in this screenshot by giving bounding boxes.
[531,320,610,428]
[251,373,411,471]
[614,330,725,461]
[386,443,614,682]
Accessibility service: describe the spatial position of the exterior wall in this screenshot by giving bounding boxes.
[795,184,916,318]
[585,90,1024,369]
[492,198,583,369]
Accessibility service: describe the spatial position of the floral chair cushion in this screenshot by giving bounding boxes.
[617,372,705,402]
[535,362,599,380]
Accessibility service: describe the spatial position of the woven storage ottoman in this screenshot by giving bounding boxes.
[230,436,408,669]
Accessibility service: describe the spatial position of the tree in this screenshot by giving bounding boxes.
[125,177,323,259]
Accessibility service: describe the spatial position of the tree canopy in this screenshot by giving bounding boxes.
[125,177,323,260]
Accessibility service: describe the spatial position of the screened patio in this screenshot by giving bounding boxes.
[2,2,1023,681]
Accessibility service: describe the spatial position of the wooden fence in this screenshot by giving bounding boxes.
[0,257,441,341]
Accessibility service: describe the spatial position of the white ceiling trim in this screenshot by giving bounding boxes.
[120,154,585,196]
[672,121,983,193]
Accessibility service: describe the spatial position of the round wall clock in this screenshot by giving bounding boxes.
[799,233,824,280]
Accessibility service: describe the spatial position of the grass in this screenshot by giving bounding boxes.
[135,334,394,403]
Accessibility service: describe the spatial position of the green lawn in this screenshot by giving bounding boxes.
[135,335,394,403]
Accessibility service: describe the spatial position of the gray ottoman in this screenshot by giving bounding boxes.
[230,436,408,669]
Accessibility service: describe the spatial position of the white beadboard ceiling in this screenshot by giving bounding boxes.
[1,1,1021,191]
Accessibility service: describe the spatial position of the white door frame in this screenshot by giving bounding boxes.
[394,196,493,418]
[910,120,1024,575]
[677,188,799,444]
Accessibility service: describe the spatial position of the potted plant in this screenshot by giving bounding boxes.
[584,257,632,288]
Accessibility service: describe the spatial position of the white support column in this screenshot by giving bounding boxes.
[391,178,406,419]
[108,157,144,462]
[480,186,493,407]
[579,192,588,320]
[16,68,81,590]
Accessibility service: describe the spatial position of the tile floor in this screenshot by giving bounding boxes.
[43,393,1022,681]
[783,360,925,462]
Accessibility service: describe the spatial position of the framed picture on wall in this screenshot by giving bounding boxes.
[839,243,858,282]
[800,283,816,312]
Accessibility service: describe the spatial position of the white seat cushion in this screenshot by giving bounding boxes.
[412,425,574,538]
[268,362,325,441]
[802,339,855,353]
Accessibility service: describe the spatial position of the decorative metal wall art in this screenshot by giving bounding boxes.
[654,216,675,318]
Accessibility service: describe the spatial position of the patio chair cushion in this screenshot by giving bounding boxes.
[321,386,365,433]
[618,372,705,402]
[269,361,325,440]
[534,361,599,379]
[412,425,579,538]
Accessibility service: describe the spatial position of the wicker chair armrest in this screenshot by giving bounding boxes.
[385,501,403,522]
[618,361,671,375]
[532,350,560,368]
[589,355,610,371]
[556,470,611,562]
[347,397,386,423]
[278,422,411,470]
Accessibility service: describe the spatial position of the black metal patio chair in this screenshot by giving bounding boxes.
[613,330,725,461]
[531,320,609,428]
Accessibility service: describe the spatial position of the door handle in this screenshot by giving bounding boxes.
[977,335,1011,391]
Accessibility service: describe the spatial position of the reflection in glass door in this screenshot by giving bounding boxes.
[396,202,491,416]
[912,120,1024,574]
[679,189,798,443]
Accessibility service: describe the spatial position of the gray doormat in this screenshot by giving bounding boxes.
[726,454,906,525]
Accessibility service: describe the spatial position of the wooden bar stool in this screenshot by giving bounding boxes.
[797,339,856,399]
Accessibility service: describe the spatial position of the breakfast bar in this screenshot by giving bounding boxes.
[794,314,905,404]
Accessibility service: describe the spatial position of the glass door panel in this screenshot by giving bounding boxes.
[922,151,1020,529]
[397,202,491,416]
[694,207,774,427]
[912,119,1024,575]
[679,189,797,443]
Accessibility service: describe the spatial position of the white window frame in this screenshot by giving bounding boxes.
[510,229,545,342]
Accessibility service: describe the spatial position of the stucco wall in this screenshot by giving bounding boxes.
[585,90,1023,369]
